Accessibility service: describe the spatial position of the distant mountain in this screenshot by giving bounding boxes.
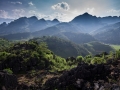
[82,41,114,55]
[91,22,120,35]
[31,36,90,58]
[46,19,60,26]
[70,13,120,33]
[33,26,60,37]
[100,16,120,24]
[93,22,120,44]
[0,17,29,35]
[27,16,38,25]
[1,31,96,45]
[32,22,80,37]
[0,16,60,35]
[55,22,81,32]
[0,22,7,29]
[54,32,96,44]
[0,32,32,40]
[0,13,120,43]
[70,13,105,33]
[29,18,49,32]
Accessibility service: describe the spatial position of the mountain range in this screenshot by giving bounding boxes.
[0,13,120,44]
[93,22,120,44]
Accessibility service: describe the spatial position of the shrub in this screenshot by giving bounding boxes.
[3,68,13,74]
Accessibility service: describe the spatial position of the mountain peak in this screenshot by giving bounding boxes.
[52,19,59,22]
[29,16,38,20]
[81,12,93,17]
[83,12,90,15]
[40,18,46,21]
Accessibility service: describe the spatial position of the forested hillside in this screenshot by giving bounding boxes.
[83,41,114,55]
[30,36,90,58]
[0,38,120,90]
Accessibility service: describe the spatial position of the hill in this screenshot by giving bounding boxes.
[30,36,90,58]
[56,32,96,44]
[82,41,114,55]
[1,26,96,44]
[93,22,120,44]
[0,32,32,40]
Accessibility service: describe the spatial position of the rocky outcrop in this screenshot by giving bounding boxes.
[44,61,120,90]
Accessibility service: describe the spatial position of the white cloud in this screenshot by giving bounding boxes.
[28,10,70,22]
[87,8,95,13]
[51,2,70,11]
[28,2,34,6]
[11,2,22,5]
[0,10,9,18]
[29,10,36,14]
[107,9,120,13]
[12,9,25,18]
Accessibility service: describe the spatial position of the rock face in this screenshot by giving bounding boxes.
[44,61,120,90]
[0,71,18,90]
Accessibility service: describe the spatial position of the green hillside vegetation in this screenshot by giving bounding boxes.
[0,39,119,73]
[0,38,120,90]
[82,41,114,55]
[30,36,90,58]
[60,32,96,44]
[0,41,76,74]
[111,45,120,50]
[0,38,12,51]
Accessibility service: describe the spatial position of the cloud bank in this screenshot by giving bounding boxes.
[0,10,8,18]
[52,2,70,11]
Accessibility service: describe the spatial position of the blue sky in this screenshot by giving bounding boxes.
[0,0,120,22]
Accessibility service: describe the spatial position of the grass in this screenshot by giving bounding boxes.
[111,45,120,50]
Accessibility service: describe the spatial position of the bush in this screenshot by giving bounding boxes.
[76,56,84,62]
[3,68,13,74]
[91,57,106,64]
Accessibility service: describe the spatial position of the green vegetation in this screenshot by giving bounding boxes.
[30,36,90,58]
[3,68,13,74]
[0,40,77,73]
[111,45,120,50]
[0,38,120,90]
[0,38,12,51]
[0,38,119,74]
[115,49,120,59]
[83,41,114,55]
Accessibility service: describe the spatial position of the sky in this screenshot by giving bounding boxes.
[0,0,120,22]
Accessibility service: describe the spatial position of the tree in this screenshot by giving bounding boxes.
[76,56,84,62]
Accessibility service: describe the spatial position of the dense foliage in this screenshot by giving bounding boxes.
[0,40,74,73]
[0,38,12,51]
